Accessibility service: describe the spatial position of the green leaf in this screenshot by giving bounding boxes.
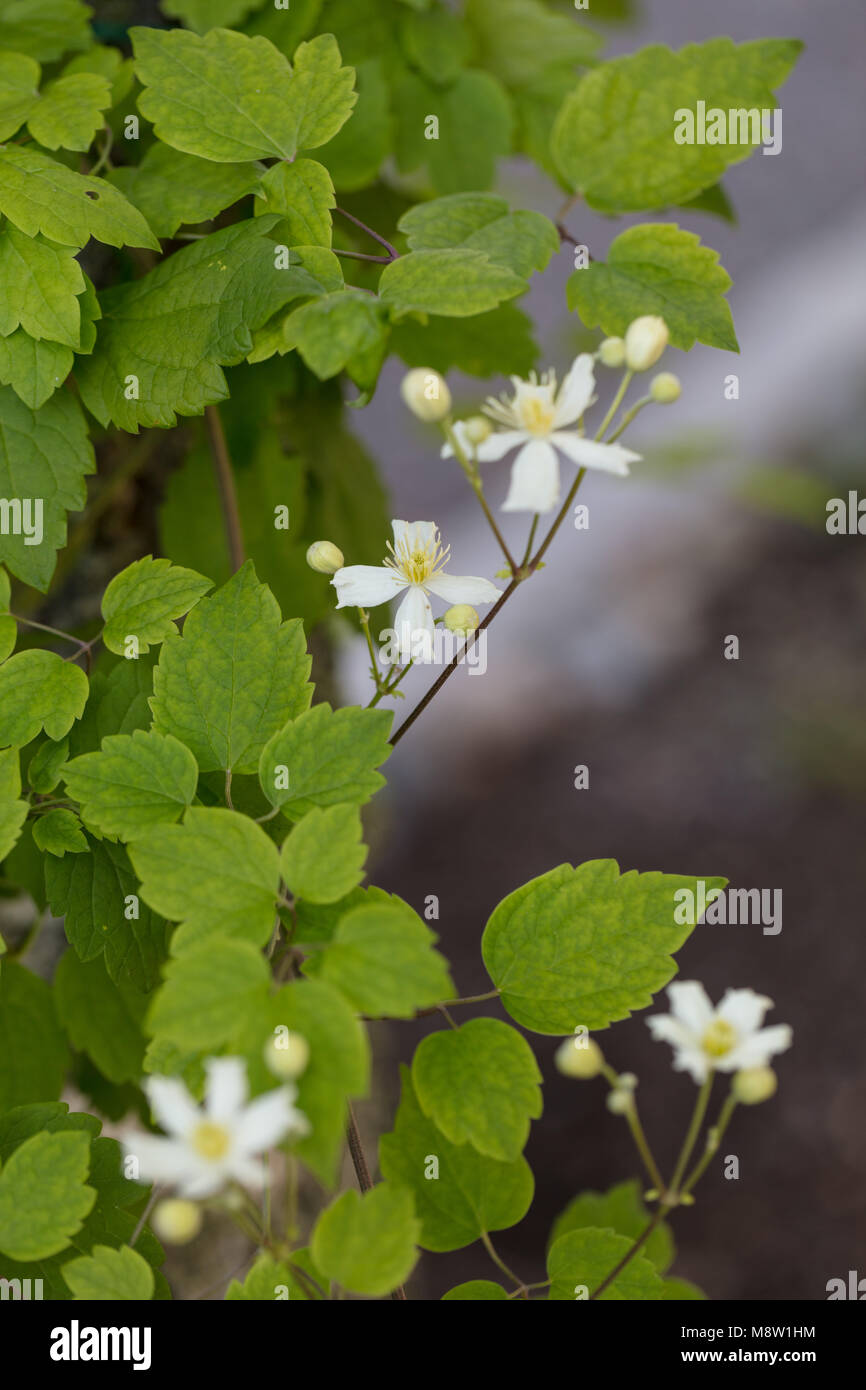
[101,555,212,656]
[33,808,87,857]
[286,290,389,392]
[309,901,453,1017]
[312,1184,420,1296]
[62,1242,154,1300]
[0,962,69,1112]
[68,653,156,757]
[260,703,392,819]
[0,146,158,250]
[567,223,738,353]
[548,1227,665,1300]
[54,952,147,1086]
[391,302,538,379]
[679,181,736,222]
[442,1280,508,1300]
[0,565,15,660]
[398,193,558,278]
[130,807,281,952]
[0,1131,95,1260]
[551,38,803,212]
[110,144,260,241]
[663,1276,707,1300]
[225,1250,325,1301]
[412,1018,542,1161]
[379,249,525,319]
[27,736,69,794]
[45,835,168,993]
[279,804,367,905]
[393,69,512,193]
[0,650,88,745]
[400,4,469,84]
[75,218,326,430]
[0,385,95,590]
[0,746,27,861]
[316,58,390,192]
[482,860,727,1033]
[551,1181,674,1273]
[27,72,112,152]
[0,1,91,64]
[163,0,269,32]
[465,0,600,88]
[132,27,356,163]
[0,51,41,142]
[254,158,335,247]
[63,729,199,842]
[233,976,370,1186]
[147,937,269,1052]
[380,1066,533,1251]
[0,331,73,409]
[150,561,311,774]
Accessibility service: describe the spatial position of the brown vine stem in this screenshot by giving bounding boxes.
[588,1206,666,1300]
[335,206,399,260]
[204,404,245,572]
[345,1104,406,1301]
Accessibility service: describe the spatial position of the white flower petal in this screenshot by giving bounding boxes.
[125,1134,197,1186]
[177,1164,231,1199]
[716,988,773,1035]
[474,429,529,462]
[723,1025,793,1072]
[502,439,560,513]
[205,1057,247,1123]
[553,353,596,427]
[425,572,501,606]
[394,584,435,660]
[440,421,473,459]
[236,1089,298,1154]
[392,519,437,552]
[667,981,715,1035]
[145,1077,200,1138]
[332,565,406,610]
[550,432,639,476]
[227,1155,268,1191]
[646,1013,710,1082]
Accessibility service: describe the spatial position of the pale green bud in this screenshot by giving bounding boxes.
[152,1198,202,1245]
[263,1031,310,1080]
[555,1036,604,1079]
[443,604,479,636]
[462,415,492,445]
[598,336,626,368]
[650,371,682,404]
[306,540,344,575]
[606,1088,633,1115]
[400,368,452,422]
[624,315,669,372]
[732,1066,778,1105]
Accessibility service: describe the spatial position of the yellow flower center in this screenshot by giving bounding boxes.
[190,1121,231,1160]
[517,395,557,436]
[701,1020,738,1058]
[385,530,450,586]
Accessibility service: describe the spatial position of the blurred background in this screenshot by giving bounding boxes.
[5,0,864,1299]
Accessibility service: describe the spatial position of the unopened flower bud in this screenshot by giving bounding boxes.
[306,540,344,575]
[555,1036,604,1079]
[264,1031,310,1080]
[152,1198,202,1245]
[462,415,492,446]
[650,371,682,405]
[732,1066,778,1105]
[443,604,479,636]
[400,368,451,422]
[598,336,626,368]
[606,1088,633,1115]
[624,316,669,372]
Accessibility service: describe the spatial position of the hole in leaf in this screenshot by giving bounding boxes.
[85,190,99,200]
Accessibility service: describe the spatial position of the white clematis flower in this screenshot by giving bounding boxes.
[125,1057,309,1199]
[332,520,501,661]
[647,982,793,1085]
[442,355,641,514]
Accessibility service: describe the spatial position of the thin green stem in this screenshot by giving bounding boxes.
[595,368,634,441]
[89,124,114,177]
[480,1229,527,1298]
[606,395,652,444]
[669,1075,714,1198]
[624,1102,666,1193]
[520,514,540,568]
[443,421,517,573]
[11,614,92,648]
[358,608,383,693]
[204,404,245,572]
[681,1093,738,1197]
[589,1207,665,1300]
